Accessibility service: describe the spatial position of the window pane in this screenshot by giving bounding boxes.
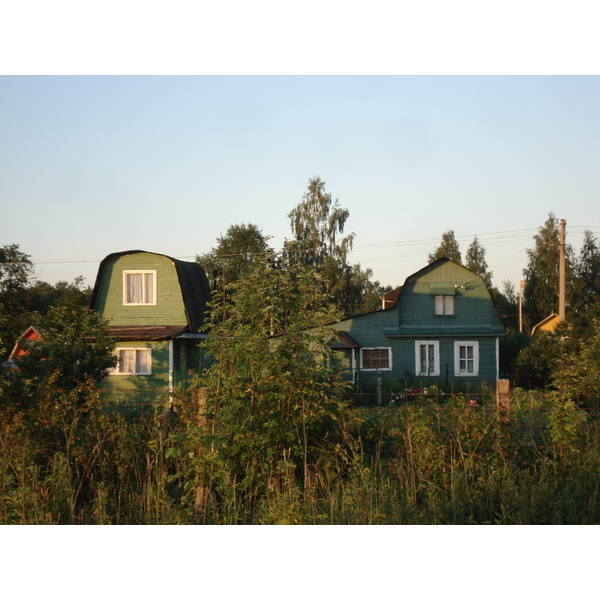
[144,273,154,304]
[363,348,389,370]
[444,295,454,315]
[120,349,134,373]
[136,349,151,374]
[126,273,143,303]
[434,295,444,314]
[456,344,476,375]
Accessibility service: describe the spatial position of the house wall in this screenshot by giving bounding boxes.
[172,338,210,386]
[397,260,504,333]
[330,260,504,390]
[93,253,187,326]
[99,340,170,407]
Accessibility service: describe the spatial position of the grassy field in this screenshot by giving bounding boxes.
[2,384,599,525]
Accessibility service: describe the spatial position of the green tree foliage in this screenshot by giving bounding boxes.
[493,280,520,331]
[196,259,350,508]
[335,263,392,316]
[0,244,34,295]
[569,230,600,330]
[196,223,272,293]
[0,245,94,361]
[515,330,561,388]
[284,176,387,317]
[552,318,600,401]
[522,213,574,328]
[0,244,35,359]
[465,236,492,288]
[428,230,462,264]
[7,305,116,404]
[286,176,355,268]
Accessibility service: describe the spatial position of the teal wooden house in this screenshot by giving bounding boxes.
[328,259,506,390]
[89,250,211,409]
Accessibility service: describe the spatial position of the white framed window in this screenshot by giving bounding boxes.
[434,295,454,315]
[123,270,156,305]
[454,341,479,376]
[360,347,392,371]
[415,341,440,376]
[111,348,152,375]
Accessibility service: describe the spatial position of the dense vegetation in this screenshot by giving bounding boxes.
[2,249,600,524]
[2,380,599,524]
[2,180,600,525]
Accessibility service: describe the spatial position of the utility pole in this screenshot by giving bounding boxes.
[519,280,525,333]
[559,219,566,321]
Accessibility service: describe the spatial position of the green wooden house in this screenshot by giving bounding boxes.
[328,258,506,390]
[89,250,211,410]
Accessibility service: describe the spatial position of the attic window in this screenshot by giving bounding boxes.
[434,295,454,315]
[123,271,156,305]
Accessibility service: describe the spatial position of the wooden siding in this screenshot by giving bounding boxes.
[396,260,505,334]
[99,341,170,406]
[329,259,504,389]
[93,254,187,327]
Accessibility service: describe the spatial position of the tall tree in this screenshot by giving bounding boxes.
[285,176,355,269]
[335,264,393,315]
[284,176,386,318]
[12,306,117,396]
[0,244,35,359]
[465,236,493,288]
[570,230,600,325]
[493,280,520,331]
[197,259,349,506]
[196,223,272,292]
[428,230,462,264]
[522,213,574,327]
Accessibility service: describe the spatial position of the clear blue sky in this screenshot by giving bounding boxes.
[1,75,599,290]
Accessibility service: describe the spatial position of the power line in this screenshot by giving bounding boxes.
[2,224,598,269]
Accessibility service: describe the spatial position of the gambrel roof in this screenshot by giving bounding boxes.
[89,250,211,335]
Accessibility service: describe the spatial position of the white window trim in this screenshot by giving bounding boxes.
[434,295,455,316]
[110,348,153,375]
[360,347,392,371]
[454,341,480,377]
[415,340,440,377]
[123,270,157,306]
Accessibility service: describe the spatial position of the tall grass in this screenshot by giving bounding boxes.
[1,386,599,524]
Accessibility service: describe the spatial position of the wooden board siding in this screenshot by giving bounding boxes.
[93,254,187,327]
[329,259,504,390]
[99,341,170,406]
[397,260,505,334]
[172,338,209,386]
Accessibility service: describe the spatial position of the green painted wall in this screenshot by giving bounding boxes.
[329,260,504,390]
[99,341,170,408]
[93,253,187,326]
[397,260,505,333]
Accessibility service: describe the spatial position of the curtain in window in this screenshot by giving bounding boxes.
[126,273,143,304]
[144,273,154,304]
[434,295,454,315]
[420,344,435,374]
[444,295,454,315]
[125,273,154,304]
[136,349,151,374]
[117,349,151,374]
[120,349,135,373]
